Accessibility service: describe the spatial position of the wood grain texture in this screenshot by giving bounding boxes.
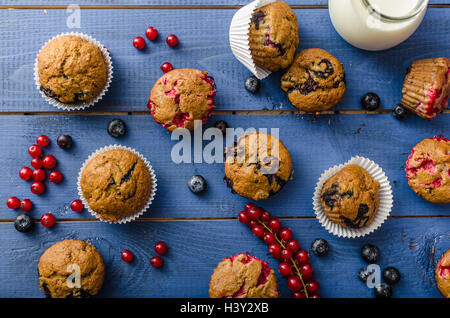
[1,114,448,220]
[0,8,448,112]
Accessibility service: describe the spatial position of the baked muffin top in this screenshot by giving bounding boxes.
[321,164,380,229]
[147,68,216,132]
[80,149,151,222]
[37,35,108,104]
[248,1,299,72]
[38,239,105,298]
[435,249,450,298]
[224,131,293,200]
[209,253,279,298]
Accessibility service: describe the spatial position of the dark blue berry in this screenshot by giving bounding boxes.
[244,76,261,94]
[374,283,393,298]
[107,119,127,138]
[57,134,73,149]
[188,175,207,194]
[14,214,33,233]
[358,267,372,283]
[361,93,380,111]
[311,238,329,256]
[393,104,408,119]
[361,244,380,264]
[214,120,229,136]
[383,267,401,285]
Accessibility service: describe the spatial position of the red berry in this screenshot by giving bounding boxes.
[121,249,134,263]
[42,155,56,169]
[20,199,32,211]
[278,262,293,276]
[306,280,320,294]
[263,232,276,244]
[247,207,263,220]
[7,197,21,209]
[150,256,163,268]
[261,211,271,222]
[70,199,84,213]
[281,248,293,260]
[287,275,302,291]
[166,34,178,47]
[31,182,45,195]
[19,167,33,181]
[28,144,42,157]
[296,250,309,264]
[248,220,258,228]
[310,293,321,298]
[154,241,168,255]
[238,211,249,224]
[268,243,281,259]
[32,168,46,182]
[40,213,55,227]
[269,218,281,231]
[36,135,50,147]
[301,264,313,281]
[244,203,255,211]
[292,291,306,298]
[287,239,300,252]
[49,170,63,183]
[31,157,43,169]
[280,228,292,240]
[133,36,146,49]
[145,26,158,40]
[252,225,264,237]
[160,62,173,73]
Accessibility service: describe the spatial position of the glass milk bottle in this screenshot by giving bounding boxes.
[328,0,429,51]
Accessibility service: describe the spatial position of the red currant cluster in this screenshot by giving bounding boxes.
[121,241,168,269]
[238,203,320,298]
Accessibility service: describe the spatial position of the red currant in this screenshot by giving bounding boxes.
[280,228,292,241]
[31,182,45,195]
[42,155,56,169]
[121,249,134,262]
[20,199,32,211]
[70,200,84,213]
[19,167,33,181]
[269,218,281,231]
[133,36,146,49]
[268,243,281,259]
[281,248,293,260]
[49,170,63,183]
[310,293,321,298]
[145,26,158,40]
[248,220,258,228]
[252,225,264,237]
[261,211,271,222]
[28,144,42,157]
[40,213,55,227]
[306,280,320,294]
[160,62,173,73]
[36,135,50,147]
[31,157,43,169]
[300,264,313,281]
[278,262,293,276]
[150,256,163,268]
[238,211,249,224]
[154,241,168,255]
[7,197,21,209]
[287,275,302,291]
[295,250,309,264]
[287,239,300,251]
[32,169,46,182]
[166,34,178,47]
[244,202,255,211]
[263,232,276,244]
[292,291,306,298]
[247,207,263,220]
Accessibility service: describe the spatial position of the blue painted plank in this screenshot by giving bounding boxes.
[0,114,448,220]
[0,218,448,297]
[0,8,448,112]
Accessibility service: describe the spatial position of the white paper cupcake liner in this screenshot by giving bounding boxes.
[34,32,113,111]
[77,145,157,224]
[229,0,275,79]
[313,156,393,238]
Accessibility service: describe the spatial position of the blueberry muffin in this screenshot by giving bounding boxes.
[224,131,293,200]
[405,136,450,203]
[435,249,450,298]
[401,58,449,119]
[147,68,216,132]
[248,1,299,72]
[80,149,152,222]
[281,48,346,112]
[321,165,380,228]
[209,253,279,298]
[38,239,105,298]
[37,35,108,104]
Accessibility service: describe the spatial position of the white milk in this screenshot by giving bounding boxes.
[328,0,428,51]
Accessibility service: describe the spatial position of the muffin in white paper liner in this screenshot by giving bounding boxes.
[77,145,157,224]
[34,32,113,111]
[313,156,393,238]
[229,0,275,79]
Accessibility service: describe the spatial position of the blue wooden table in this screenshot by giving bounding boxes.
[0,1,449,298]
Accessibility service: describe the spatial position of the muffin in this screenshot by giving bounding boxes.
[38,239,105,298]
[320,164,380,228]
[435,249,450,298]
[37,35,108,105]
[224,131,293,200]
[248,1,299,72]
[405,136,450,203]
[401,57,450,119]
[281,48,346,112]
[209,253,279,298]
[147,68,216,132]
[80,148,152,222]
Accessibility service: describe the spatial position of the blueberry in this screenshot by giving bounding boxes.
[57,134,73,150]
[214,120,229,136]
[311,238,329,256]
[382,267,401,285]
[244,76,261,94]
[107,119,127,138]
[358,267,372,283]
[393,104,408,119]
[188,175,207,194]
[374,283,393,298]
[361,92,380,111]
[14,214,33,233]
[361,244,380,264]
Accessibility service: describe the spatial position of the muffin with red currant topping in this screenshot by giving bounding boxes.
[224,131,293,200]
[147,68,216,132]
[436,249,450,298]
[38,239,105,298]
[401,57,450,119]
[405,136,450,203]
[209,253,279,298]
[248,1,299,72]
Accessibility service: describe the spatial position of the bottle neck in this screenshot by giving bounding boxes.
[360,0,428,22]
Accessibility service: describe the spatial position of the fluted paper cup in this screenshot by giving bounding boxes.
[313,156,393,238]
